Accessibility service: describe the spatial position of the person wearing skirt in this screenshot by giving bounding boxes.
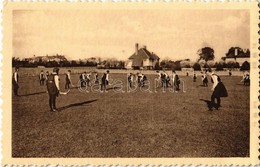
[210,71,228,110]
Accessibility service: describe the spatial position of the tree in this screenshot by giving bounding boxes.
[197,47,215,62]
[215,62,224,71]
[240,61,250,71]
[193,62,201,71]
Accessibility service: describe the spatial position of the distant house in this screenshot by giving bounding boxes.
[222,47,250,66]
[127,43,160,70]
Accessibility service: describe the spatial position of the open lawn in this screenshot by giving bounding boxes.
[12,72,249,157]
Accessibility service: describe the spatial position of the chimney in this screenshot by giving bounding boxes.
[135,43,139,55]
[143,45,147,49]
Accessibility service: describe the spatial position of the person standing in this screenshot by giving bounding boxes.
[201,71,208,87]
[39,70,45,86]
[65,70,72,89]
[160,71,166,88]
[242,71,250,86]
[101,70,109,92]
[79,72,86,87]
[228,70,232,76]
[164,71,171,87]
[193,72,197,82]
[94,72,99,84]
[128,73,134,88]
[172,70,180,92]
[47,68,60,112]
[210,71,228,110]
[86,72,91,87]
[12,67,19,96]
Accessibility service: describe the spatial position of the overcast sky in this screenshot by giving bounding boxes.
[13,10,250,61]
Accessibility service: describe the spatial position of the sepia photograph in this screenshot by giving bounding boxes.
[9,6,254,159]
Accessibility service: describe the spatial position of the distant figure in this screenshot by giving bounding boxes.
[228,70,232,76]
[79,72,86,87]
[12,67,19,96]
[172,70,180,92]
[39,70,45,86]
[201,71,208,87]
[94,72,99,84]
[160,71,166,88]
[65,70,72,89]
[164,71,171,87]
[101,70,109,92]
[186,71,189,76]
[47,68,60,112]
[137,72,143,87]
[86,72,91,87]
[128,73,134,88]
[193,72,197,82]
[140,73,147,87]
[45,71,49,81]
[242,71,250,86]
[209,71,228,111]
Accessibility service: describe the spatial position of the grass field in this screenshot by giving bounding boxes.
[12,72,249,157]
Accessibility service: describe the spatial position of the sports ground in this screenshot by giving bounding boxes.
[12,69,249,157]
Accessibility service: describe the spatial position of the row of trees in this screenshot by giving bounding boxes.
[12,57,125,69]
[160,59,250,71]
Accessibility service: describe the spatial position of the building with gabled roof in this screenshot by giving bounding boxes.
[126,43,160,70]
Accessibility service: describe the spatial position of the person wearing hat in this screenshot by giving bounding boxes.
[12,67,19,96]
[47,68,60,112]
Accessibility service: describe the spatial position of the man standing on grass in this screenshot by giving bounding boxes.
[47,68,60,112]
[101,70,109,92]
[12,67,19,96]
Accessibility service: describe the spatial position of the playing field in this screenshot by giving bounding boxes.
[12,71,249,157]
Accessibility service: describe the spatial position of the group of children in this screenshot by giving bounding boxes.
[79,70,110,91]
[127,72,147,88]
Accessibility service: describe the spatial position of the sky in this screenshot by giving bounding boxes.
[13,9,250,61]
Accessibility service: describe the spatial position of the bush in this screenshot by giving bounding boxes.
[215,63,224,71]
[240,61,250,71]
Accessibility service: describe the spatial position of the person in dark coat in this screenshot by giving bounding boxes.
[172,70,180,92]
[228,70,232,76]
[79,72,86,87]
[210,71,228,110]
[47,68,60,112]
[193,72,197,82]
[160,72,166,88]
[101,70,109,92]
[12,67,19,96]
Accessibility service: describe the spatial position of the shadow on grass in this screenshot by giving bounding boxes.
[19,91,47,97]
[199,85,209,87]
[199,99,212,110]
[58,99,98,111]
[106,86,122,91]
